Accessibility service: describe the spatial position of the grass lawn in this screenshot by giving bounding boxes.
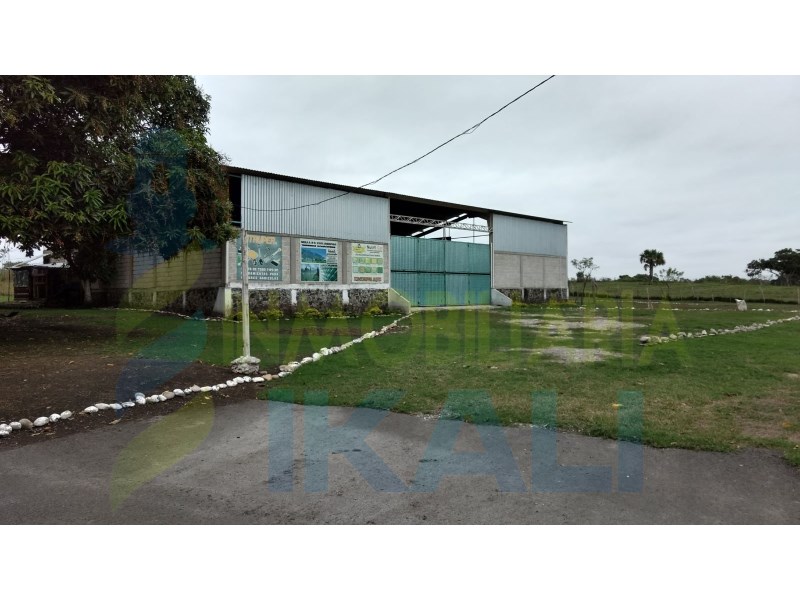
[2,303,799,465]
[572,279,800,304]
[261,299,800,466]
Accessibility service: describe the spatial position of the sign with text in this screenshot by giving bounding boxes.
[352,243,385,283]
[300,239,339,282]
[237,233,282,281]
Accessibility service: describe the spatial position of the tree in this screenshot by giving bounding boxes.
[657,266,684,295]
[0,76,235,303]
[570,257,599,301]
[746,248,800,286]
[639,249,665,283]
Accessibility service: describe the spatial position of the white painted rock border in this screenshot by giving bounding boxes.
[0,315,410,441]
[639,315,800,345]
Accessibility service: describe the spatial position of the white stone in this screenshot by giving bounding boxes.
[227,380,237,387]
[60,411,73,419]
[312,353,322,361]
[135,398,146,405]
[162,391,175,400]
[0,424,10,432]
[200,386,212,392]
[135,393,146,401]
[231,355,261,375]
[10,422,22,430]
[184,388,193,394]
[736,299,747,311]
[0,430,9,438]
[146,396,159,403]
[252,377,265,383]
[212,385,220,392]
[48,413,61,423]
[19,418,33,429]
[639,336,650,344]
[669,334,678,340]
[33,417,50,427]
[701,330,708,336]
[173,389,185,397]
[121,402,135,408]
[82,406,99,414]
[301,357,312,365]
[320,348,330,356]
[191,385,201,393]
[95,403,111,410]
[234,377,245,384]
[218,383,228,389]
[110,403,123,410]
[243,376,252,382]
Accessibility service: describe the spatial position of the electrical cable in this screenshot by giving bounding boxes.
[242,75,556,214]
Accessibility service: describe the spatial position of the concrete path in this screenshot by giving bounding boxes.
[1,399,799,524]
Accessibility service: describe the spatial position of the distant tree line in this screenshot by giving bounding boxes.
[571,248,800,286]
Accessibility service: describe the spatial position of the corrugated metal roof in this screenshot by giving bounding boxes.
[224,165,567,226]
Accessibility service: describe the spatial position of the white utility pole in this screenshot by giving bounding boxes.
[241,228,251,357]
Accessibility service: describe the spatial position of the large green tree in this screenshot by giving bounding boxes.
[639,249,665,283]
[746,248,800,286]
[0,76,234,302]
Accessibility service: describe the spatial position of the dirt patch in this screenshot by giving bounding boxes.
[0,312,278,450]
[0,361,269,450]
[499,346,623,363]
[507,316,644,332]
[735,397,800,444]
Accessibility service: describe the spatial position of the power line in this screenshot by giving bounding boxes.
[243,75,556,214]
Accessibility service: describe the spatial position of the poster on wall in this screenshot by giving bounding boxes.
[300,239,339,282]
[236,233,283,281]
[351,243,385,283]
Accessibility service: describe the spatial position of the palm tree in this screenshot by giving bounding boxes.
[640,249,665,283]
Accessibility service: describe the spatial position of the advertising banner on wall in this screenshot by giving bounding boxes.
[236,233,283,281]
[352,243,385,283]
[300,239,339,282]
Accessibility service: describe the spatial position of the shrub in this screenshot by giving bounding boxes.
[257,308,283,320]
[326,293,345,318]
[364,305,383,317]
[298,306,323,319]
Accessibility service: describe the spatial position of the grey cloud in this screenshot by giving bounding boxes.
[196,75,799,279]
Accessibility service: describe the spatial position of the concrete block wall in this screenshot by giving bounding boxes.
[493,251,568,302]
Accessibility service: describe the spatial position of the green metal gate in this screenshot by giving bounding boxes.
[390,236,491,307]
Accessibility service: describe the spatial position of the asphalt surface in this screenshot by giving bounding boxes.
[1,399,799,524]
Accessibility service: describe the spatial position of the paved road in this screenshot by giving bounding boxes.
[1,399,799,524]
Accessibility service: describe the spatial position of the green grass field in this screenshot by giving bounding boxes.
[4,304,799,465]
[260,300,800,465]
[570,279,800,304]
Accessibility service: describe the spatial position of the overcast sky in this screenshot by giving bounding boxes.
[195,75,799,280]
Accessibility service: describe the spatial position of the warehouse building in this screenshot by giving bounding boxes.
[107,167,569,315]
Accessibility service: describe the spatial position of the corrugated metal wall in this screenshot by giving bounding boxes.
[491,213,568,256]
[390,236,491,306]
[241,175,390,243]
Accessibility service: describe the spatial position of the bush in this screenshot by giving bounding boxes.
[257,308,283,320]
[297,306,323,319]
[364,305,383,317]
[326,293,345,318]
